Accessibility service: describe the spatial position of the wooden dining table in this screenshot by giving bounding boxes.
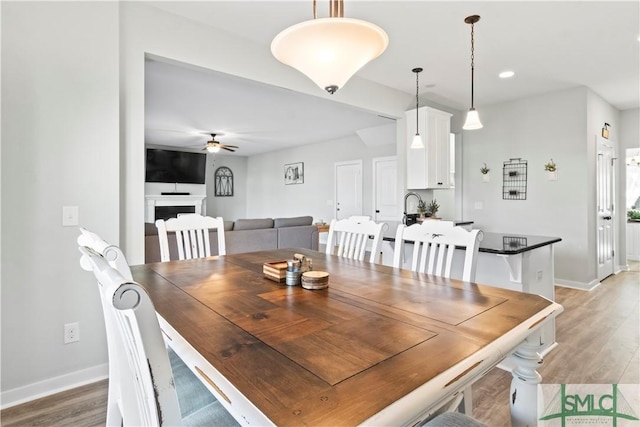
[131,248,563,426]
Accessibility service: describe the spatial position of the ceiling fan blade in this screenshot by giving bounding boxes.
[221,144,239,149]
[221,146,236,152]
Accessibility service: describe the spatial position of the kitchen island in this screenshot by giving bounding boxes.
[380,226,561,356]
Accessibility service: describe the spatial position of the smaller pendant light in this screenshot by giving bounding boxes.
[410,67,424,149]
[463,15,483,130]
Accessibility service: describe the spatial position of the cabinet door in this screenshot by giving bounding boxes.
[406,107,452,189]
[406,107,428,189]
[426,109,452,188]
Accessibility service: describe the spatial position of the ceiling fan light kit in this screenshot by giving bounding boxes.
[204,133,238,153]
[463,14,483,130]
[271,0,388,95]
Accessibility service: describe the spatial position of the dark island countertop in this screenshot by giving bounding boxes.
[382,225,561,255]
[477,232,561,255]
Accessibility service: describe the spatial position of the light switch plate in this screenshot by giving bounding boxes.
[62,206,79,226]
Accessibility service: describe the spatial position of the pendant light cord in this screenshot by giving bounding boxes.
[470,21,475,109]
[415,70,420,135]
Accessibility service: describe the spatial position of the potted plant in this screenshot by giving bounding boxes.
[427,199,440,219]
[628,209,640,222]
[480,163,490,182]
[544,159,557,180]
[544,159,557,172]
[417,200,427,220]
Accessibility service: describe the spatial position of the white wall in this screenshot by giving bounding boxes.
[245,135,395,221]
[1,2,119,402]
[619,108,640,265]
[458,86,626,287]
[206,154,248,220]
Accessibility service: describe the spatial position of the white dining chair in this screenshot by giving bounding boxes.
[392,220,482,282]
[155,214,226,262]
[393,220,483,416]
[326,216,385,263]
[78,230,238,426]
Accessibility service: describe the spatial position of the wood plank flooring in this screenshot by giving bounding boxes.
[2,263,638,426]
[473,261,639,426]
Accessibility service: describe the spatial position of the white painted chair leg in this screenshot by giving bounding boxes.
[462,385,473,415]
[510,335,544,427]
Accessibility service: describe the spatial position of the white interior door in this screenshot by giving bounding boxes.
[373,156,399,222]
[597,136,616,280]
[335,160,362,220]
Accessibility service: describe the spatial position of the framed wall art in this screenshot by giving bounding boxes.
[284,162,304,185]
[214,166,234,196]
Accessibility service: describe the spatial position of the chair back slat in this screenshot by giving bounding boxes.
[326,217,386,263]
[156,214,226,262]
[393,221,482,282]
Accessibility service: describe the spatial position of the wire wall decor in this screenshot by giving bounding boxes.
[502,158,528,200]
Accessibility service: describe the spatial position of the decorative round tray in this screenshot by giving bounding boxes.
[301,271,329,290]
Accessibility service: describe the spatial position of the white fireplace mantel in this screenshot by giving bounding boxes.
[145,194,206,223]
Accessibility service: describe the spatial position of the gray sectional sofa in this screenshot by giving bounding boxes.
[145,216,319,263]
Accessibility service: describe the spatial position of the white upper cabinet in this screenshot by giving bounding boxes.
[406,106,453,189]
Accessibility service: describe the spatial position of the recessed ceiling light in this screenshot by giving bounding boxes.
[499,70,515,79]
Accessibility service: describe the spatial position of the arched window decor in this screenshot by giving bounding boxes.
[214,166,233,197]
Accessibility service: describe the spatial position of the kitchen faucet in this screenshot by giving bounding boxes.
[403,192,423,225]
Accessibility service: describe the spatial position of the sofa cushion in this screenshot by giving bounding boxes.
[233,218,274,231]
[226,228,278,254]
[274,216,313,228]
[277,225,319,251]
[145,222,159,236]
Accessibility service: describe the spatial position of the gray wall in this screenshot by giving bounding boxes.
[2,1,119,396]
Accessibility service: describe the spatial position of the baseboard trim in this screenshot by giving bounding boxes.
[0,363,108,410]
[555,278,600,291]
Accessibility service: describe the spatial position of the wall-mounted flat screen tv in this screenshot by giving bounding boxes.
[145,148,207,184]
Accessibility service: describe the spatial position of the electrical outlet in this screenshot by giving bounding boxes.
[64,322,79,344]
[537,270,543,281]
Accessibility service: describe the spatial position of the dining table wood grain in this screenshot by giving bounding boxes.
[131,248,562,426]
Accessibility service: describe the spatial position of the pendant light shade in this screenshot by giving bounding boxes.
[463,108,483,130]
[410,67,424,149]
[463,15,483,130]
[271,1,388,95]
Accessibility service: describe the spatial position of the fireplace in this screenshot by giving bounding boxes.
[154,205,195,221]
[145,194,206,223]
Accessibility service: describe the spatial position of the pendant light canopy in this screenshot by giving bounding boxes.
[463,15,483,130]
[410,67,424,149]
[271,0,388,95]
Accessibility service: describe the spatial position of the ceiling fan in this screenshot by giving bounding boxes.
[203,133,238,153]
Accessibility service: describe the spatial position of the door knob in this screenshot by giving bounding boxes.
[602,215,612,220]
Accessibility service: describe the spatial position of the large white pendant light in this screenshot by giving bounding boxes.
[463,15,483,130]
[271,0,388,95]
[410,67,424,149]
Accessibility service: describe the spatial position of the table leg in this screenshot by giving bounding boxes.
[510,334,543,426]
